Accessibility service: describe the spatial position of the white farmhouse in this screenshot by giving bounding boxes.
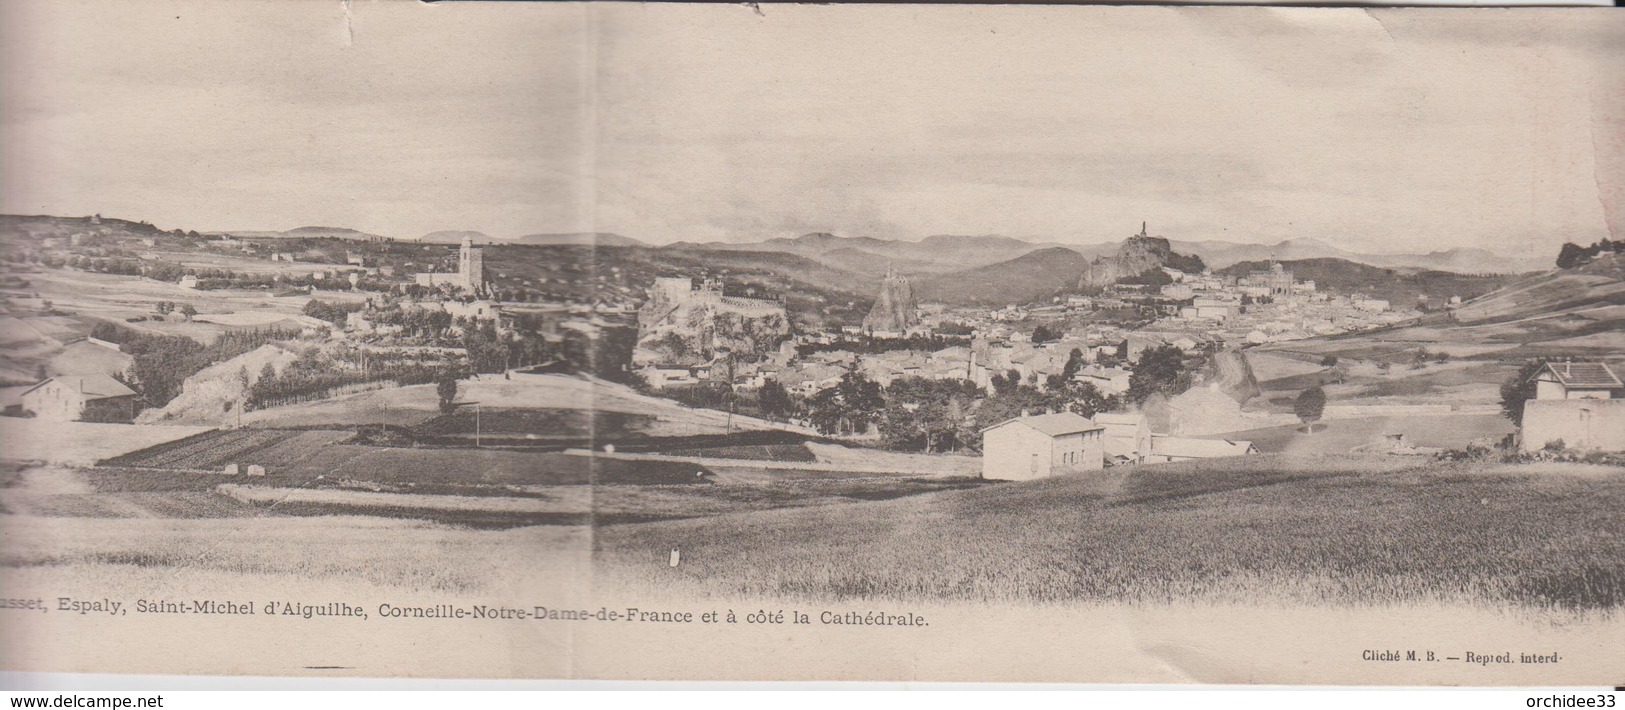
[20,375,139,423]
[981,411,1105,481]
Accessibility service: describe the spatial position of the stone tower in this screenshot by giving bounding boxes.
[458,234,485,290]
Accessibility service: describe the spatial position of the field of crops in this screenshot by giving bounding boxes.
[661,444,818,462]
[593,454,1625,611]
[414,408,655,439]
[98,429,355,471]
[215,484,593,528]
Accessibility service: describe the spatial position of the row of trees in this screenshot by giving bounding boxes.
[245,345,466,410]
[301,298,367,326]
[795,334,972,358]
[89,322,301,408]
[751,362,1125,454]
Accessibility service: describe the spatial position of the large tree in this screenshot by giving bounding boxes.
[806,371,886,436]
[1555,241,1602,269]
[878,377,983,453]
[437,377,459,414]
[756,380,792,418]
[1294,386,1327,431]
[1125,344,1189,405]
[1499,360,1548,426]
[1046,348,1089,390]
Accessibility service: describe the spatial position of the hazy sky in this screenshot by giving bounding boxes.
[3,2,1621,260]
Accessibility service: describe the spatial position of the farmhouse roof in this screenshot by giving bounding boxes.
[1151,436,1256,458]
[22,374,137,400]
[1538,362,1622,389]
[983,411,1103,436]
[1093,412,1146,426]
[48,339,135,378]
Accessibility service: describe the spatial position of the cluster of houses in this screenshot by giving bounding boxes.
[667,323,1219,400]
[986,263,1412,348]
[1147,264,1412,345]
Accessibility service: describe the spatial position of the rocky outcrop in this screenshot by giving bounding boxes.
[1081,234,1173,288]
[862,265,919,333]
[1079,224,1206,289]
[135,344,298,425]
[634,277,791,367]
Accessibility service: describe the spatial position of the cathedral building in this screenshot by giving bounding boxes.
[414,234,486,292]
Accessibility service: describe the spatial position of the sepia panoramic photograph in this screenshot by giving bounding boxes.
[1,0,1622,686]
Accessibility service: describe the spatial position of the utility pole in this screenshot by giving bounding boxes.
[461,399,483,448]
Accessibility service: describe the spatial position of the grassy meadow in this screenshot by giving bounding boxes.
[594,454,1625,611]
[0,513,590,599]
[1203,413,1514,455]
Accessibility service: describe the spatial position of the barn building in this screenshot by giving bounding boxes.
[1520,362,1625,452]
[20,374,139,423]
[981,411,1104,481]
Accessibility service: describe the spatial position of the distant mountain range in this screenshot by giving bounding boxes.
[665,232,1108,279]
[509,233,647,247]
[672,232,1546,276]
[209,226,650,248]
[1168,237,1547,275]
[415,230,646,247]
[417,230,490,244]
[215,226,392,241]
[195,221,1545,275]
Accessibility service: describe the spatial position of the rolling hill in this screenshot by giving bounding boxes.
[914,247,1093,306]
[418,230,490,244]
[1172,237,1546,274]
[668,231,1541,277]
[1270,253,1623,361]
[483,244,877,329]
[511,233,646,247]
[1452,253,1624,325]
[666,232,1087,276]
[215,226,394,241]
[1217,258,1520,306]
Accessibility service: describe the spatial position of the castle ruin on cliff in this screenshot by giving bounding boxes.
[634,277,791,367]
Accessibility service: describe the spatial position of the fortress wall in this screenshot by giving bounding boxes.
[716,297,789,317]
